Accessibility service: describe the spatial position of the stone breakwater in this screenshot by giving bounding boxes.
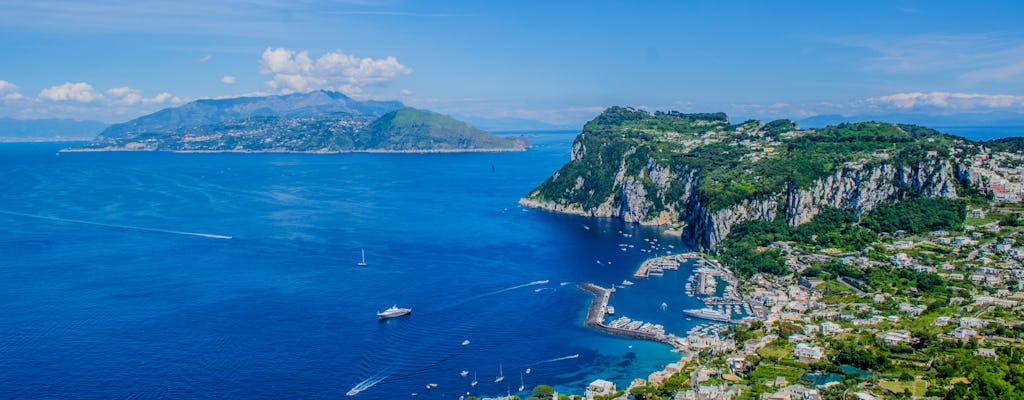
[577,283,682,347]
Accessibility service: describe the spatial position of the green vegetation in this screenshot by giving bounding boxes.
[356,108,525,151]
[718,208,885,277]
[89,101,525,152]
[861,197,967,234]
[526,107,969,252]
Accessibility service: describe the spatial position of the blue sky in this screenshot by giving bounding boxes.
[1,0,1024,126]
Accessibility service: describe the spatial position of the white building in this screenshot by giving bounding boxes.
[820,322,841,336]
[794,343,824,362]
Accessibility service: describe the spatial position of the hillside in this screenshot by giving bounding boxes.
[78,91,524,152]
[354,108,527,151]
[521,107,999,250]
[96,90,401,142]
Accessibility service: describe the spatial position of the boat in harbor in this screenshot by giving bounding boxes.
[621,280,634,286]
[660,302,668,311]
[606,306,615,315]
[525,368,531,375]
[460,370,469,377]
[495,363,505,383]
[471,371,478,387]
[462,339,470,346]
[357,248,367,266]
[377,305,412,319]
[682,307,730,322]
[518,374,525,392]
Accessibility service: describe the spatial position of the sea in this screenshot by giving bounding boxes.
[0,132,708,399]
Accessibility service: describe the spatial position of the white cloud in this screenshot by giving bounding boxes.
[0,80,23,101]
[259,47,412,94]
[221,75,236,85]
[400,89,413,96]
[867,91,1024,111]
[142,92,183,104]
[198,54,214,63]
[0,81,187,122]
[106,86,143,105]
[38,82,102,102]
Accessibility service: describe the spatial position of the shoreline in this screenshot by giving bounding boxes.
[59,147,528,154]
[517,197,687,238]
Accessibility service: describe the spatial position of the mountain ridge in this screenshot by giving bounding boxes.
[81,91,524,152]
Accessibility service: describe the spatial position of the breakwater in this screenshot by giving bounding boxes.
[577,284,682,348]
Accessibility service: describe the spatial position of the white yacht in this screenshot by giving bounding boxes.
[494,363,505,383]
[377,305,411,319]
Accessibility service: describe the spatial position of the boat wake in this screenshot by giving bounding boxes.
[532,354,580,365]
[346,369,394,396]
[472,280,549,300]
[0,210,232,240]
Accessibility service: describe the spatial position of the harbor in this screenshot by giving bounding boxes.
[578,283,684,348]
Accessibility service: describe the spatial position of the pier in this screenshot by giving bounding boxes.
[578,283,683,348]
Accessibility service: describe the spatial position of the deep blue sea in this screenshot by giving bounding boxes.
[0,133,706,399]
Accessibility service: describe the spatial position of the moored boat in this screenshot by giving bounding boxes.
[377,305,412,319]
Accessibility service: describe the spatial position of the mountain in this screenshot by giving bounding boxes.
[97,90,402,142]
[521,107,988,250]
[353,108,528,151]
[83,91,523,152]
[0,118,107,140]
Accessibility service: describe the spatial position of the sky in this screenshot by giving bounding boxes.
[2,0,1024,127]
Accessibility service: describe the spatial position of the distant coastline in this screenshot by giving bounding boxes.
[58,147,528,154]
[0,137,92,143]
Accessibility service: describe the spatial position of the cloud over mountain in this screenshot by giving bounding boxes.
[259,47,412,95]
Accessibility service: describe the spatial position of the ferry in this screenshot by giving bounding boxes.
[682,307,730,322]
[377,305,412,319]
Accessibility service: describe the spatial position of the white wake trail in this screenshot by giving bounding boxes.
[533,353,580,365]
[0,210,232,240]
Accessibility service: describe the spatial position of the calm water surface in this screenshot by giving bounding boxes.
[0,133,704,399]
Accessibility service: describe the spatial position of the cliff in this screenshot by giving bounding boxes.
[521,107,976,250]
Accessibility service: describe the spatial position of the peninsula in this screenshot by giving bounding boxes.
[519,107,1024,399]
[70,90,527,153]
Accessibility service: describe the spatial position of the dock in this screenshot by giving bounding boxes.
[578,283,683,348]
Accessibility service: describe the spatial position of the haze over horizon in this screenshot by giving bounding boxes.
[2,0,1024,128]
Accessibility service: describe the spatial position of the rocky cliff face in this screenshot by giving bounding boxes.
[523,154,964,250]
[522,108,971,250]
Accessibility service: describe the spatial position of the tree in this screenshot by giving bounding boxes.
[533,385,555,398]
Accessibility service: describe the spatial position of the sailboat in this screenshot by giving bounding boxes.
[471,371,478,387]
[518,373,525,392]
[357,248,367,266]
[494,363,505,383]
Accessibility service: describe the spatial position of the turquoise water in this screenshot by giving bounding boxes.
[0,133,704,399]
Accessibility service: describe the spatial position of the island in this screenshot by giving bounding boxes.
[68,90,528,153]
[512,107,1024,400]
